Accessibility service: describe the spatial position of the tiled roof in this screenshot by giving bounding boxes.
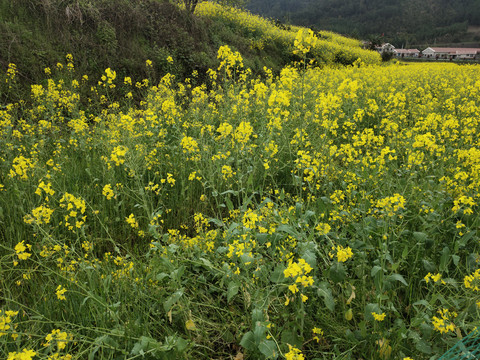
[426,47,480,54]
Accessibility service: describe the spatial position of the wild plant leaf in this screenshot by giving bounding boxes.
[227,281,239,303]
[163,289,184,312]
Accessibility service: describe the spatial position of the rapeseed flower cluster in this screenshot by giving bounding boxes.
[126,213,139,229]
[284,344,305,360]
[109,145,128,167]
[6,63,17,82]
[59,193,86,230]
[13,241,32,266]
[102,184,114,200]
[217,45,244,79]
[56,285,67,300]
[23,205,54,226]
[44,329,73,351]
[330,245,353,263]
[9,156,35,180]
[373,194,406,217]
[7,349,36,360]
[293,29,318,56]
[424,272,445,285]
[312,327,324,343]
[464,269,480,291]
[0,310,18,337]
[372,312,386,322]
[99,68,116,88]
[284,258,314,302]
[432,309,457,334]
[35,181,55,199]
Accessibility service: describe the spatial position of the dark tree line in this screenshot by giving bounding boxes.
[246,0,480,45]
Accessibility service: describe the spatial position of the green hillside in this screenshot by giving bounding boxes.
[0,0,379,103]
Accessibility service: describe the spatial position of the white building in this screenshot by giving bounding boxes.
[376,43,395,53]
[422,47,480,60]
[394,49,420,58]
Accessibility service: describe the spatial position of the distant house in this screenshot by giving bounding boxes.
[394,49,420,58]
[376,43,395,54]
[422,47,480,60]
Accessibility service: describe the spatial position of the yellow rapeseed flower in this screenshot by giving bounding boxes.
[102,184,114,200]
[56,285,67,300]
[372,312,386,321]
[330,245,353,262]
[7,349,37,360]
[285,344,305,360]
[126,213,139,229]
[464,269,480,291]
[432,308,457,334]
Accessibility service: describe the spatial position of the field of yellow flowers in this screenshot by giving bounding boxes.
[1,32,480,359]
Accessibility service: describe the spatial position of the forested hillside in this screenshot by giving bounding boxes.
[247,0,480,46]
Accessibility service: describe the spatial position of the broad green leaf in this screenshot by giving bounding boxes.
[227,281,239,303]
[422,259,435,272]
[88,346,100,360]
[412,300,430,308]
[253,324,267,345]
[276,224,302,240]
[239,331,256,351]
[299,241,317,267]
[240,253,254,264]
[415,339,432,354]
[281,330,303,348]
[256,233,269,244]
[455,231,476,252]
[175,337,188,352]
[130,336,162,355]
[163,289,184,312]
[300,249,316,268]
[439,246,451,271]
[258,340,278,359]
[226,197,234,211]
[252,308,264,323]
[371,265,383,277]
[209,218,224,227]
[413,232,427,243]
[317,281,335,312]
[452,255,460,266]
[171,266,185,282]
[90,334,118,360]
[199,258,214,269]
[270,265,286,283]
[387,273,408,286]
[329,262,346,283]
[247,173,254,187]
